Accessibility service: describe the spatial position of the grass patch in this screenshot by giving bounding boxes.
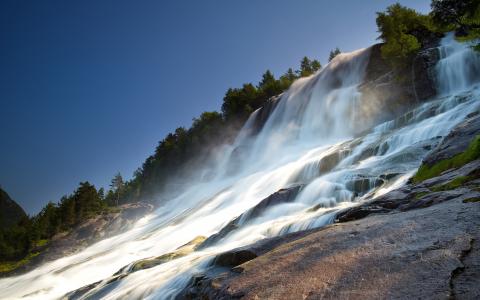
[413,135,480,183]
[463,198,480,203]
[431,176,471,192]
[415,192,429,199]
[0,252,40,274]
[35,239,49,247]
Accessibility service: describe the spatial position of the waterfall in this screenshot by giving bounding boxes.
[0,35,479,300]
[436,32,480,95]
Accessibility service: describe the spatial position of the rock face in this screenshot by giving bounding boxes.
[250,95,281,136]
[177,116,480,300]
[357,42,440,133]
[0,188,27,228]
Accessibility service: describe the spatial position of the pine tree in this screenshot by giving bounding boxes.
[258,70,276,89]
[328,47,341,62]
[298,56,312,77]
[311,59,322,72]
[110,173,124,206]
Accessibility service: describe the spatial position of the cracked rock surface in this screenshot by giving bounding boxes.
[179,196,479,300]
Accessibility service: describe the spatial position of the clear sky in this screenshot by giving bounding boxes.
[0,0,431,214]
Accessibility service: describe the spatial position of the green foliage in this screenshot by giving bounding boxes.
[109,173,124,206]
[0,252,39,274]
[431,0,480,50]
[297,57,322,77]
[431,0,478,28]
[415,191,429,199]
[463,197,480,203]
[328,47,342,62]
[376,3,431,67]
[0,182,107,265]
[413,135,480,183]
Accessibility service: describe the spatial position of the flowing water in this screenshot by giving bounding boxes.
[1,34,479,300]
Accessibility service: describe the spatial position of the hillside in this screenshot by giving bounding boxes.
[0,188,26,228]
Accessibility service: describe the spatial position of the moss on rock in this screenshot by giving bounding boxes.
[413,135,480,183]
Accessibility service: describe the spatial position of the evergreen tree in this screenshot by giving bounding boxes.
[298,56,312,77]
[110,173,124,206]
[311,59,322,72]
[376,3,430,67]
[328,47,342,62]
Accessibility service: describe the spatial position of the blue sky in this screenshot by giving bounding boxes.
[0,0,431,214]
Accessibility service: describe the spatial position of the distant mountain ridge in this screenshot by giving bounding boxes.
[0,188,27,228]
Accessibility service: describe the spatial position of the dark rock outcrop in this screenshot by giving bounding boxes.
[357,42,441,134]
[0,188,27,228]
[198,185,303,249]
[344,174,385,196]
[250,95,281,135]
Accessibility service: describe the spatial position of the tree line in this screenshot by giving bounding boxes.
[0,182,106,262]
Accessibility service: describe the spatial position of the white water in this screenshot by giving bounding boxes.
[1,35,479,300]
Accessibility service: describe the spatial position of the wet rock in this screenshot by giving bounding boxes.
[199,185,303,249]
[242,185,304,221]
[318,150,350,174]
[345,175,385,196]
[251,95,281,135]
[178,230,317,300]
[129,236,206,273]
[214,249,258,268]
[64,236,207,300]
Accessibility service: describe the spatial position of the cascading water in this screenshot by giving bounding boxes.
[1,34,479,300]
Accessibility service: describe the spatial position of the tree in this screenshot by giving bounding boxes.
[328,47,342,62]
[72,182,105,221]
[110,173,124,206]
[431,0,480,50]
[298,57,312,77]
[376,3,430,67]
[431,0,477,28]
[311,59,322,72]
[298,57,322,77]
[258,70,275,89]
